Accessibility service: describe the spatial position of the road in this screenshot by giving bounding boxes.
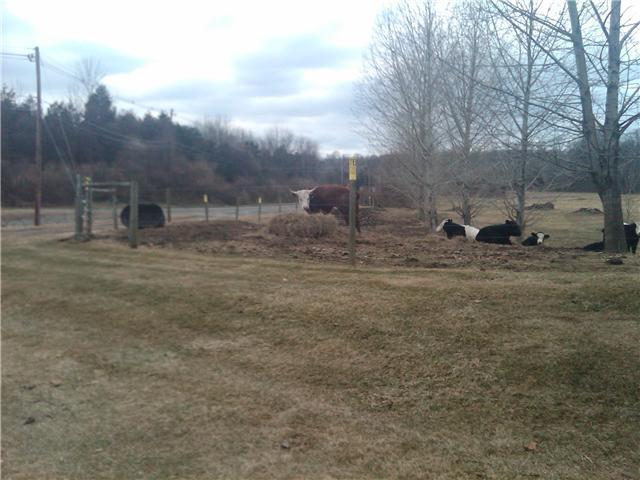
[1,203,298,240]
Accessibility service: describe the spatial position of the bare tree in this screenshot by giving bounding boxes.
[489,0,640,253]
[356,0,444,229]
[439,0,497,224]
[483,0,567,231]
[68,58,106,112]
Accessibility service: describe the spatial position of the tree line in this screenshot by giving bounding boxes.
[1,84,353,206]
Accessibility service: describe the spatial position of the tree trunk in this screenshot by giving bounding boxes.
[598,179,627,253]
[516,184,526,231]
[426,188,438,231]
[460,185,472,225]
[417,182,426,222]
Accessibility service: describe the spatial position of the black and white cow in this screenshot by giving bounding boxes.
[521,232,550,246]
[290,185,360,232]
[435,218,479,240]
[583,222,639,254]
[475,220,522,245]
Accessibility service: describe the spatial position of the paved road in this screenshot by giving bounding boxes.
[1,203,299,239]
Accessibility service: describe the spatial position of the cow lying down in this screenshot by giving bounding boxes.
[583,222,639,254]
[475,220,522,245]
[521,232,550,246]
[436,218,479,240]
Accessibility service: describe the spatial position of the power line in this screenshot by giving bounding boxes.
[1,52,31,59]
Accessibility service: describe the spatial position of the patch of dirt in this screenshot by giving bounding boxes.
[573,207,603,214]
[107,209,602,271]
[525,202,555,210]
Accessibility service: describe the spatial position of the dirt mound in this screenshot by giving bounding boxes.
[126,220,258,246]
[107,212,596,272]
[525,202,555,210]
[573,207,603,214]
[268,213,337,238]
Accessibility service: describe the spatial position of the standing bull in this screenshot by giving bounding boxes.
[291,185,360,232]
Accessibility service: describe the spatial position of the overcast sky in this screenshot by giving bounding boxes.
[2,0,394,155]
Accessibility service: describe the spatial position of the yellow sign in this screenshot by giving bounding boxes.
[349,158,357,181]
[258,197,262,204]
[203,194,208,203]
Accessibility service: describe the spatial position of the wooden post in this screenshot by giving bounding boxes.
[257,197,262,224]
[278,195,282,213]
[112,189,118,230]
[235,197,240,222]
[166,188,171,223]
[204,194,209,222]
[34,46,43,226]
[74,174,83,240]
[85,177,93,238]
[348,158,357,266]
[129,180,138,248]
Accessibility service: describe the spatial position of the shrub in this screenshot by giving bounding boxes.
[268,213,337,238]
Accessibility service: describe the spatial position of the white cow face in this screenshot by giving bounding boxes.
[290,189,313,212]
[533,232,550,244]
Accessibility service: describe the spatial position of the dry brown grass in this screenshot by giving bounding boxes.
[2,193,639,479]
[268,213,338,238]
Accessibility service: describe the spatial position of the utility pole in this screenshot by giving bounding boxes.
[33,46,43,226]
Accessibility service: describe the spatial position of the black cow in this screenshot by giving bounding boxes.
[476,220,522,245]
[583,241,604,252]
[521,232,550,246]
[624,222,639,254]
[121,203,165,229]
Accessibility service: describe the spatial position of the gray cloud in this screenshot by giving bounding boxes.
[3,18,366,153]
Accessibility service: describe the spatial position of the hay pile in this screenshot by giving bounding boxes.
[268,213,338,238]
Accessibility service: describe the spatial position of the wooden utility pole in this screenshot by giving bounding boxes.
[85,177,93,237]
[129,181,139,248]
[348,157,357,266]
[74,174,84,240]
[34,46,43,226]
[111,190,118,230]
[165,188,172,223]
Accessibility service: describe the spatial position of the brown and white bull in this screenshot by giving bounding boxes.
[291,184,360,232]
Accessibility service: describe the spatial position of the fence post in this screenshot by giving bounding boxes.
[235,197,240,222]
[166,188,172,223]
[129,180,138,248]
[278,195,282,213]
[348,158,357,266]
[74,174,83,240]
[85,177,93,238]
[112,189,118,230]
[204,194,209,222]
[257,197,262,224]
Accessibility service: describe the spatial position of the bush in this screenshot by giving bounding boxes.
[268,213,337,238]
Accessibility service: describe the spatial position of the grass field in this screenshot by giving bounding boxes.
[2,193,639,479]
